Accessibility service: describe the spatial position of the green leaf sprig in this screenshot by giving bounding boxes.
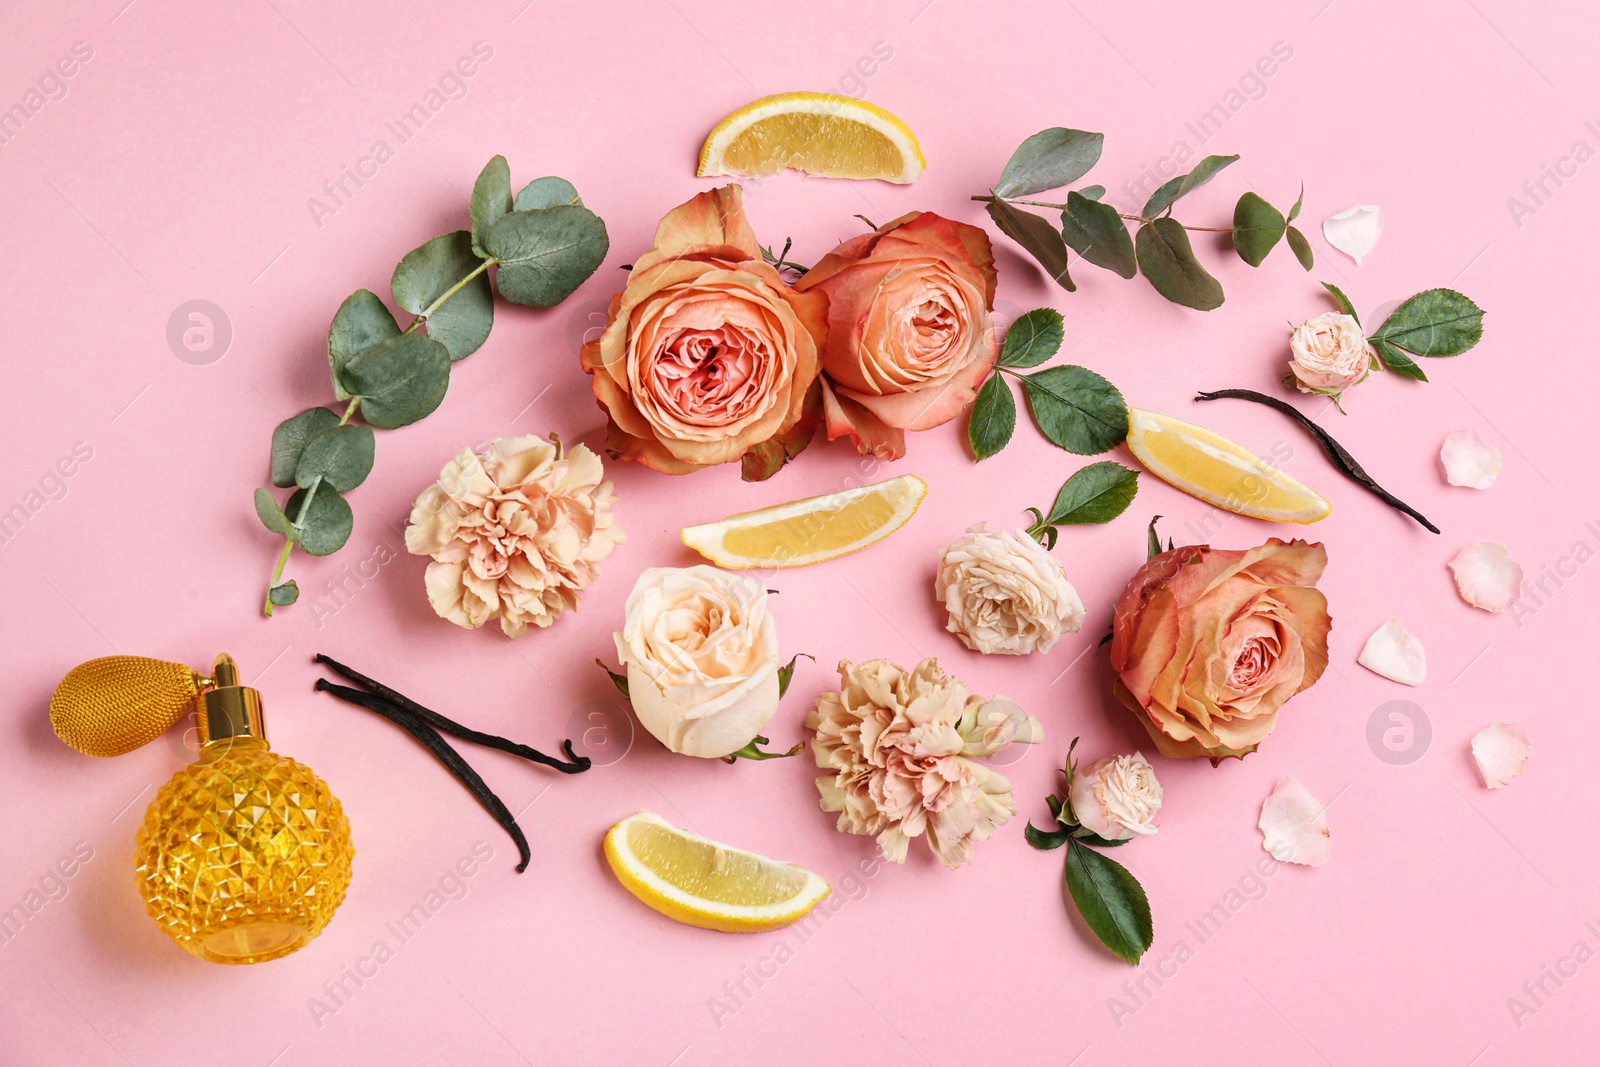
[1023,461,1140,549]
[1026,738,1154,964]
[1319,281,1484,384]
[968,307,1130,460]
[974,127,1312,310]
[255,156,610,615]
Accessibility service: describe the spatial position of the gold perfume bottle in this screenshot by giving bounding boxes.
[51,653,354,964]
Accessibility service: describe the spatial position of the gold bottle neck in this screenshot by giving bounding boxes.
[198,653,268,748]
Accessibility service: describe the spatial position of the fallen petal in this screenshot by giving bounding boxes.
[1449,541,1524,613]
[1323,204,1384,266]
[1440,430,1502,489]
[1258,775,1331,867]
[1357,619,1426,686]
[1472,722,1531,788]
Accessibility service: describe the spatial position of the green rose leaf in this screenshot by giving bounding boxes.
[487,205,611,308]
[1060,191,1137,279]
[1371,288,1485,357]
[254,487,296,539]
[1064,839,1153,964]
[967,373,1017,460]
[269,406,340,488]
[294,424,376,492]
[1000,307,1065,368]
[1021,365,1129,454]
[1285,225,1314,270]
[1072,828,1131,848]
[1135,218,1225,311]
[1141,154,1239,217]
[995,128,1106,198]
[1146,514,1164,560]
[470,154,512,259]
[1044,461,1139,526]
[1372,337,1429,381]
[1232,192,1286,267]
[514,176,581,210]
[285,485,353,556]
[339,333,452,429]
[598,659,630,700]
[1321,281,1359,325]
[269,581,300,607]
[328,289,401,401]
[391,230,494,361]
[985,199,1074,292]
[1077,185,1106,201]
[1026,821,1071,850]
[777,653,811,699]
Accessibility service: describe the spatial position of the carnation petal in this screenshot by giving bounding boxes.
[1448,541,1524,612]
[1323,204,1383,266]
[1258,775,1331,867]
[1357,619,1427,686]
[1440,430,1502,489]
[1472,722,1531,788]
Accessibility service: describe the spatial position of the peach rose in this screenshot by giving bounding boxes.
[936,524,1086,655]
[794,212,997,459]
[1287,311,1371,397]
[1069,753,1163,841]
[1110,539,1331,762]
[581,185,827,479]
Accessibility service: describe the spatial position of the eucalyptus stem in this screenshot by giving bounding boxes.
[969,194,1235,231]
[404,260,494,334]
[262,538,293,616]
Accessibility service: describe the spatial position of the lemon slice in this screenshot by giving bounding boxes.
[697,92,925,184]
[604,812,830,933]
[1126,407,1331,524]
[681,473,926,568]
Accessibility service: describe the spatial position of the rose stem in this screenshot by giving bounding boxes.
[315,654,590,774]
[1193,389,1440,534]
[314,679,532,872]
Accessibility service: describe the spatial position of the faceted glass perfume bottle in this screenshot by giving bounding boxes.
[132,654,354,964]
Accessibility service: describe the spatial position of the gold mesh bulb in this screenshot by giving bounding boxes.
[49,656,204,757]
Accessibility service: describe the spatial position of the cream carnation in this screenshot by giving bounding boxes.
[405,435,623,637]
[936,525,1086,655]
[1287,311,1371,398]
[1068,753,1163,841]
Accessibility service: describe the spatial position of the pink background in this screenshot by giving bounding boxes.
[2,0,1596,1063]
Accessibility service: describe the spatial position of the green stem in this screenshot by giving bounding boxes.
[262,537,293,617]
[719,736,803,764]
[338,396,360,424]
[403,260,494,334]
[970,194,1236,231]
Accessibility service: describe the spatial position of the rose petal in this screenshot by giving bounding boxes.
[1449,541,1524,613]
[1357,619,1427,686]
[1440,430,1502,490]
[1471,722,1531,789]
[1323,204,1384,266]
[1258,775,1331,867]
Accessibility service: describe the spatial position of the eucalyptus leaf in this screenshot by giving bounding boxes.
[1064,839,1153,964]
[328,289,401,401]
[392,230,494,361]
[1285,225,1314,270]
[1141,154,1238,217]
[1371,288,1484,356]
[995,128,1105,198]
[269,581,300,607]
[285,485,353,556]
[985,199,1074,291]
[254,487,296,539]
[1322,280,1359,325]
[1061,192,1136,278]
[1232,192,1286,267]
[514,176,581,210]
[1026,821,1071,850]
[1135,218,1224,311]
[470,154,512,258]
[1020,365,1129,454]
[968,373,1016,460]
[486,205,610,307]
[294,424,375,492]
[340,333,452,429]
[1000,308,1065,368]
[1044,461,1139,526]
[1372,337,1429,381]
[270,406,340,488]
[1077,185,1106,201]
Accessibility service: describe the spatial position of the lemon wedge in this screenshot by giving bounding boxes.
[1125,407,1331,524]
[697,92,925,184]
[681,473,926,568]
[604,812,830,933]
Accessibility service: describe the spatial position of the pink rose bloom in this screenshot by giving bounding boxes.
[1287,311,1372,398]
[1069,753,1163,841]
[794,212,998,459]
[405,435,624,637]
[805,657,1041,870]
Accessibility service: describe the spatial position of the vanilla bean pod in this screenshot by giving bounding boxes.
[1194,389,1439,534]
[313,679,532,872]
[313,654,590,774]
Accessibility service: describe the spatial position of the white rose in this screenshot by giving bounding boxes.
[936,526,1086,656]
[1069,753,1163,840]
[1287,311,1371,396]
[614,565,780,759]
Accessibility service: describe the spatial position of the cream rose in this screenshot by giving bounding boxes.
[613,565,780,759]
[936,525,1086,655]
[1069,753,1163,841]
[1287,311,1371,397]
